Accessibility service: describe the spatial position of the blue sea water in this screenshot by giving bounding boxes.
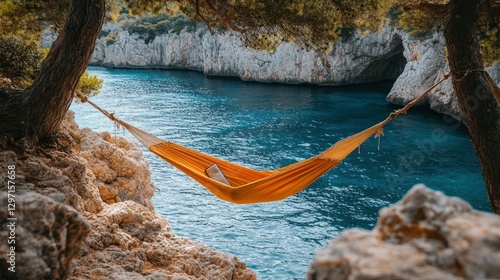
[71,66,489,279]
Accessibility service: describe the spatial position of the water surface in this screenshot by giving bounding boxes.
[71,67,488,279]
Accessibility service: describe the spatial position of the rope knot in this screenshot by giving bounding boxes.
[76,93,88,103]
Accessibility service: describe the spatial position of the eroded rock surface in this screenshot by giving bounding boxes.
[88,26,405,86]
[42,25,500,119]
[308,185,500,280]
[0,192,89,280]
[0,112,256,279]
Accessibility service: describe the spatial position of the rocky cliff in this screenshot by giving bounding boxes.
[0,112,255,280]
[308,185,500,280]
[89,25,406,85]
[79,25,500,120]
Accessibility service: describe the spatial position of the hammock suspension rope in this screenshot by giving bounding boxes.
[76,72,461,204]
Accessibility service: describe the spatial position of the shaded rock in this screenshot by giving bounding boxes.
[308,185,500,280]
[387,31,500,120]
[0,192,89,280]
[73,201,254,280]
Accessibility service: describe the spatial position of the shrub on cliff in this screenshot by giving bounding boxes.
[0,38,102,99]
[0,38,44,87]
[120,13,198,44]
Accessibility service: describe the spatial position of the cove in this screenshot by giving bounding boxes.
[71,66,489,279]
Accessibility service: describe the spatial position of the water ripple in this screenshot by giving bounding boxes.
[71,67,489,280]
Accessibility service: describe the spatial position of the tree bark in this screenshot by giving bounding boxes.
[444,0,500,213]
[19,0,106,138]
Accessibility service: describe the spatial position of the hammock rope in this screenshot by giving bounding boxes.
[76,72,453,204]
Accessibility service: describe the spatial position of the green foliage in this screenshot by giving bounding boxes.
[0,38,43,87]
[172,0,393,53]
[104,32,120,46]
[479,19,500,67]
[0,0,69,40]
[0,37,103,96]
[2,0,498,63]
[75,70,103,101]
[388,0,499,63]
[121,13,198,44]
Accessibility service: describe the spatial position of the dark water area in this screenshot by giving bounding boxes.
[71,67,489,279]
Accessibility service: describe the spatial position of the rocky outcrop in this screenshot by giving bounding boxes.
[42,25,500,119]
[386,31,500,120]
[90,26,406,85]
[88,25,500,119]
[0,192,89,280]
[308,185,500,280]
[0,112,255,279]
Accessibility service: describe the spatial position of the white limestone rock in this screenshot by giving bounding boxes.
[41,24,500,119]
[90,25,405,85]
[308,185,500,280]
[387,31,500,120]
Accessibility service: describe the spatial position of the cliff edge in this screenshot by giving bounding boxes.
[0,112,256,280]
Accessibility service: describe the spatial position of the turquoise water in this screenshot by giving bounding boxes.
[71,67,489,279]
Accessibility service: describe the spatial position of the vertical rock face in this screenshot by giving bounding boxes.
[386,31,500,120]
[42,24,500,119]
[0,112,256,279]
[89,26,406,85]
[87,25,500,120]
[308,185,500,280]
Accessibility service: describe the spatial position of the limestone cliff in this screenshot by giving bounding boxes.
[41,26,500,120]
[89,26,500,119]
[0,112,255,280]
[89,26,405,85]
[308,185,500,279]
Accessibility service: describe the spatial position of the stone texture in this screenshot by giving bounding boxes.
[42,24,500,120]
[387,31,500,120]
[0,111,255,279]
[85,25,500,119]
[87,25,405,86]
[41,24,500,119]
[72,201,254,280]
[308,185,500,280]
[0,192,90,280]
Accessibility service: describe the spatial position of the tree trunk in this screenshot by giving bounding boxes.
[444,0,500,213]
[19,0,106,138]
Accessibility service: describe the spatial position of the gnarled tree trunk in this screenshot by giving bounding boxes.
[445,0,500,213]
[0,0,105,141]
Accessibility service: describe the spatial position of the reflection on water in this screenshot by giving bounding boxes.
[71,67,488,279]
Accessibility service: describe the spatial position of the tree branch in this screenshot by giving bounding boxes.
[200,0,246,33]
[401,1,450,14]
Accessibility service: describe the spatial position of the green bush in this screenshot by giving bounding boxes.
[104,32,119,46]
[0,37,103,98]
[121,14,198,44]
[0,38,43,87]
[75,70,103,102]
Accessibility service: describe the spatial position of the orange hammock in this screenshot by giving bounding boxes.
[79,73,452,204]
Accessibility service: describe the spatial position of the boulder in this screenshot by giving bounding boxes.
[0,192,89,280]
[308,185,500,280]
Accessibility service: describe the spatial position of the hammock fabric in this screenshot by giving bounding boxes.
[79,72,456,204]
